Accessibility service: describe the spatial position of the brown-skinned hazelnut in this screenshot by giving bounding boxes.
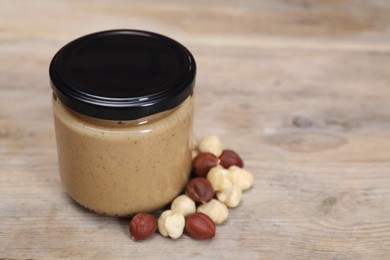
[192,152,219,177]
[185,177,215,204]
[129,213,157,241]
[219,150,244,168]
[185,213,216,239]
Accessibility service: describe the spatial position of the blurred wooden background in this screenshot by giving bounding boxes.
[1,0,390,259]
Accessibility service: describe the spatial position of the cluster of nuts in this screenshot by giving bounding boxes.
[129,135,254,241]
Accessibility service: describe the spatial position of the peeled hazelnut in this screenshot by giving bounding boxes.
[192,150,199,160]
[198,135,223,157]
[192,152,219,177]
[158,210,173,237]
[186,177,215,204]
[197,199,228,224]
[171,195,196,217]
[207,166,233,192]
[165,212,185,239]
[216,184,242,208]
[219,150,244,168]
[192,138,198,150]
[227,166,254,190]
[158,210,185,239]
[129,213,157,241]
[185,213,216,239]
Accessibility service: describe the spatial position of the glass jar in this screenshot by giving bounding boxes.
[49,30,196,216]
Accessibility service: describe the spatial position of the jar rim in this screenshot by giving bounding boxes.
[49,29,196,120]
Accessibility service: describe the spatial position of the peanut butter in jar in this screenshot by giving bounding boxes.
[49,30,196,216]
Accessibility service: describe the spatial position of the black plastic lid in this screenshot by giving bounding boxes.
[49,29,196,120]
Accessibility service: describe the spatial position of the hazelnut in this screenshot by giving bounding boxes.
[197,199,228,224]
[185,177,215,204]
[129,213,157,241]
[219,150,244,168]
[216,184,242,208]
[198,135,223,157]
[227,166,254,190]
[158,210,185,239]
[157,210,172,237]
[171,195,196,217]
[192,138,198,150]
[185,213,216,239]
[192,152,219,177]
[207,166,233,192]
[192,150,199,160]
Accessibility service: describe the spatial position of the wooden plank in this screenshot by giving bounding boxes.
[1,0,390,259]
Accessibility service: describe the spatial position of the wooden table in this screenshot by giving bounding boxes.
[1,0,390,259]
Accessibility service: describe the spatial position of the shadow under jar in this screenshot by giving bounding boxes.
[49,30,196,216]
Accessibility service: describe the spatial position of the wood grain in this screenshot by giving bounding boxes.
[1,0,390,259]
